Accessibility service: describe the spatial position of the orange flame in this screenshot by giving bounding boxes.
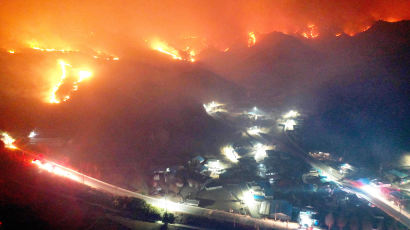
[27,40,75,53]
[248,32,256,47]
[150,39,196,62]
[301,24,319,39]
[48,60,93,104]
[49,60,69,104]
[151,39,183,60]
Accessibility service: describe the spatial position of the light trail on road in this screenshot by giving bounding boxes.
[281,128,410,228]
[2,147,299,230]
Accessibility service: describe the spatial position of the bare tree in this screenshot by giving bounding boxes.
[325,212,335,230]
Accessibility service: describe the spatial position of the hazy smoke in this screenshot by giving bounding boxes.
[0,0,409,52]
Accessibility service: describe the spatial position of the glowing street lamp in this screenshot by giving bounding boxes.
[28,131,37,138]
[221,145,239,163]
[284,119,296,130]
[243,190,255,206]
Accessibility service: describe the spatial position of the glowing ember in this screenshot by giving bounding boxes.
[248,32,256,47]
[1,132,17,149]
[302,24,319,39]
[361,25,371,32]
[344,24,372,36]
[8,50,15,54]
[335,33,342,37]
[189,50,196,62]
[385,17,400,23]
[27,41,75,53]
[151,39,183,60]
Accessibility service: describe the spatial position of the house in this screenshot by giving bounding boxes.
[259,201,271,215]
[192,155,205,164]
[269,200,293,221]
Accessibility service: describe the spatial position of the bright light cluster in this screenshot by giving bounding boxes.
[32,159,79,181]
[247,126,269,136]
[299,211,317,228]
[151,198,184,212]
[279,110,300,131]
[243,190,255,206]
[284,119,296,130]
[28,131,37,138]
[248,126,262,135]
[203,101,226,114]
[253,143,274,162]
[221,145,239,163]
[1,132,17,149]
[283,110,300,119]
[205,160,226,178]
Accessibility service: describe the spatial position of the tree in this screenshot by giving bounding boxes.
[325,213,335,230]
[162,212,175,224]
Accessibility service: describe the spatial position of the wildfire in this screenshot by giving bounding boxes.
[49,60,69,103]
[27,40,75,53]
[1,132,17,149]
[48,60,93,104]
[361,25,371,32]
[8,50,15,54]
[344,24,372,36]
[248,32,256,47]
[150,39,196,62]
[385,17,401,23]
[92,50,120,61]
[301,24,319,39]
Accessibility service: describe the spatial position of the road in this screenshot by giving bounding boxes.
[212,108,410,228]
[279,129,410,228]
[20,150,300,230]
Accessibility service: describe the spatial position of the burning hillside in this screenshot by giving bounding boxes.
[0,0,409,55]
[0,1,409,214]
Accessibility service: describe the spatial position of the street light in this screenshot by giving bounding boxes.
[28,130,37,138]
